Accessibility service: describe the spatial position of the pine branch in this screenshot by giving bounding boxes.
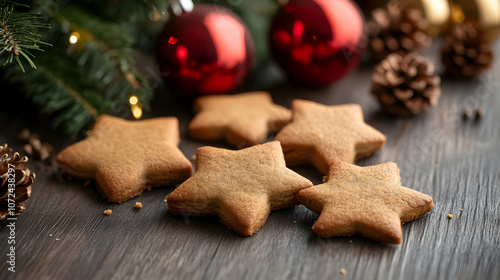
[5,48,109,134]
[1,2,155,134]
[79,0,169,23]
[51,5,154,110]
[0,0,49,72]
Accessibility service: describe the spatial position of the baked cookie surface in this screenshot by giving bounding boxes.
[56,115,192,203]
[297,161,434,244]
[189,92,292,148]
[274,100,386,174]
[167,141,313,236]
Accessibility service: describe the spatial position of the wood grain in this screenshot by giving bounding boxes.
[0,41,499,280]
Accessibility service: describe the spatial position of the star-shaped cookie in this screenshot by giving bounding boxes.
[188,92,292,148]
[167,141,313,236]
[297,161,434,244]
[56,115,192,203]
[274,100,386,174]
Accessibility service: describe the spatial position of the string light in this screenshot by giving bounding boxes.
[129,95,139,105]
[129,95,143,119]
[131,105,143,119]
[69,32,80,44]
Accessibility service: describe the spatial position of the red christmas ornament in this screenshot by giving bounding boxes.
[157,4,254,97]
[270,0,366,87]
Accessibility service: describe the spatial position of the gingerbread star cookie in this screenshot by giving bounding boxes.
[56,115,192,203]
[274,100,386,174]
[297,161,434,244]
[189,92,292,148]
[167,141,313,236]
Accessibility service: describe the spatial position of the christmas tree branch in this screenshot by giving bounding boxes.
[0,0,49,72]
[2,2,156,134]
[5,48,107,133]
[79,0,168,23]
[51,4,153,109]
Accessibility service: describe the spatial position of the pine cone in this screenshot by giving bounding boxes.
[367,2,431,61]
[371,52,441,116]
[0,144,35,222]
[441,22,493,78]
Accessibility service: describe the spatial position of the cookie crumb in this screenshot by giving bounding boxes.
[475,107,484,119]
[135,202,143,209]
[293,220,297,223]
[349,240,352,243]
[191,154,196,161]
[340,268,346,275]
[462,109,472,119]
[49,234,52,237]
[103,209,112,215]
[447,214,453,219]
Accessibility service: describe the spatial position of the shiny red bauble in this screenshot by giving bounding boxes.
[157,4,254,97]
[270,0,366,87]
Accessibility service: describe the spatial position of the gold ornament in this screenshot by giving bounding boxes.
[451,0,500,41]
[406,0,451,36]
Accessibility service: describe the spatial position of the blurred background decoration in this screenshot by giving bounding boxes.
[0,0,499,134]
[270,0,366,87]
[156,3,255,97]
[450,0,500,41]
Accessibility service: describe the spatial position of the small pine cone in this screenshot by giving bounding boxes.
[441,22,493,78]
[371,52,441,116]
[367,2,431,61]
[0,144,35,222]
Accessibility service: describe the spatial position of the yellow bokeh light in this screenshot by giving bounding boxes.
[132,105,142,119]
[69,36,78,44]
[129,95,138,105]
[69,32,80,44]
[451,5,465,23]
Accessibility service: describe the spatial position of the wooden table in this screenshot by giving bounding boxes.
[1,41,499,279]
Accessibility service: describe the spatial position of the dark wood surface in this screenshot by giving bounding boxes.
[1,41,499,280]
